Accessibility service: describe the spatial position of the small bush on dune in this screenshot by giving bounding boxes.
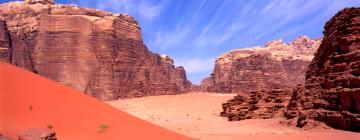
[98,124,110,133]
[47,124,54,129]
[29,105,33,111]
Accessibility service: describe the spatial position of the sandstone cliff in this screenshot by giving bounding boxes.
[285,7,360,131]
[0,0,193,100]
[0,16,10,63]
[201,36,321,93]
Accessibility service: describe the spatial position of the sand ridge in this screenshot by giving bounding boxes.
[0,63,193,140]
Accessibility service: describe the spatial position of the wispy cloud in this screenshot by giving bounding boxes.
[174,58,215,74]
[137,1,164,20]
[153,27,191,51]
[156,0,249,49]
[247,0,323,43]
[80,0,165,21]
[195,21,247,48]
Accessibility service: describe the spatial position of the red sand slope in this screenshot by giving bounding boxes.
[0,63,194,140]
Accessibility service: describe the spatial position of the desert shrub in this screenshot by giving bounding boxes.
[98,123,110,133]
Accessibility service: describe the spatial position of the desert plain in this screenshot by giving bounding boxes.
[108,93,360,140]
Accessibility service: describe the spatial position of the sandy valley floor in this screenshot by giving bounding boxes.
[107,92,360,140]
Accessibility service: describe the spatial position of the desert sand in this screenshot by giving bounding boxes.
[1,63,360,140]
[0,63,192,140]
[107,93,360,140]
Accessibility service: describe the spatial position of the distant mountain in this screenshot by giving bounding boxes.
[200,35,321,93]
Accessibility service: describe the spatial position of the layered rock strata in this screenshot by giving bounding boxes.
[285,7,360,132]
[0,16,10,63]
[0,0,193,100]
[201,36,321,93]
[221,88,292,121]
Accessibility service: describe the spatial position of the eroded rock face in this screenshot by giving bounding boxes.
[201,36,321,93]
[24,0,54,5]
[285,7,360,132]
[221,88,292,121]
[0,16,10,63]
[18,128,56,140]
[0,1,193,100]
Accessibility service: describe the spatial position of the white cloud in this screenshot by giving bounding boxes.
[174,58,215,74]
[218,22,247,43]
[194,21,246,48]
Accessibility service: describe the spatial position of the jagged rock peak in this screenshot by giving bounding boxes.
[265,39,286,48]
[24,0,54,5]
[218,36,321,63]
[291,35,322,49]
[160,54,174,65]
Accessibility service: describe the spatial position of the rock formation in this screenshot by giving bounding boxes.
[25,0,54,5]
[201,36,321,93]
[221,88,292,121]
[18,128,56,140]
[285,7,360,132]
[0,16,10,63]
[0,0,193,100]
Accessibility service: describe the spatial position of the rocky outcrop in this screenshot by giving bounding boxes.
[221,88,292,121]
[25,0,54,5]
[285,7,360,132]
[0,0,193,100]
[201,36,321,93]
[18,128,56,140]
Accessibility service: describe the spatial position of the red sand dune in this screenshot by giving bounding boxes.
[0,63,193,140]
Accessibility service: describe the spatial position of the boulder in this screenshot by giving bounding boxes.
[221,89,292,121]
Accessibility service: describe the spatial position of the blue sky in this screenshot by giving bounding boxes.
[1,0,360,84]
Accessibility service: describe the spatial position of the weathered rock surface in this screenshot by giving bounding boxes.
[285,7,360,132]
[201,36,321,93]
[24,0,54,5]
[0,16,10,63]
[0,0,193,100]
[18,128,56,140]
[221,88,292,121]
